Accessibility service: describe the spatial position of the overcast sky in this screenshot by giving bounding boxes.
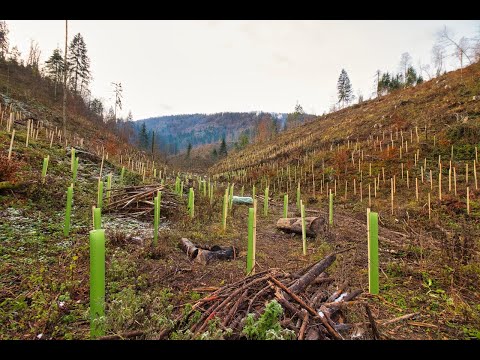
[5,20,479,119]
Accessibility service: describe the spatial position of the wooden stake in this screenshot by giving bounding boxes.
[391,178,394,215]
[466,187,470,215]
[415,177,419,202]
[438,163,442,200]
[8,130,15,161]
[428,192,431,219]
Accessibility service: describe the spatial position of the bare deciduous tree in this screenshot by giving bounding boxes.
[399,52,412,87]
[437,26,472,76]
[431,44,445,76]
[26,40,41,73]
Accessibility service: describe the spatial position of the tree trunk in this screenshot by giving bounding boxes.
[276,216,325,238]
[178,238,238,265]
[288,253,336,294]
[179,238,199,260]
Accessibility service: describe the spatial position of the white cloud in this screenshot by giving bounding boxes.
[5,20,479,119]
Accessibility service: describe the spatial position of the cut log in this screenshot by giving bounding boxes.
[178,238,238,265]
[276,216,325,238]
[178,238,199,260]
[288,253,336,295]
[232,196,253,205]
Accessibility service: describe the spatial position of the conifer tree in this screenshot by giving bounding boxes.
[337,69,353,107]
[68,33,90,93]
[45,48,64,100]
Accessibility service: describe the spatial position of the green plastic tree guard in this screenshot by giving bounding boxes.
[97,178,103,209]
[301,201,306,256]
[368,211,379,295]
[72,156,79,183]
[120,166,125,184]
[71,148,75,171]
[222,189,228,230]
[189,188,194,218]
[89,229,105,338]
[284,194,288,218]
[153,195,159,246]
[93,207,102,230]
[41,156,49,184]
[329,190,334,226]
[64,184,73,236]
[246,207,255,274]
[106,173,112,204]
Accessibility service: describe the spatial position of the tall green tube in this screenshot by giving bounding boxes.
[246,207,254,274]
[106,173,112,204]
[64,184,73,236]
[120,166,125,184]
[180,181,184,198]
[71,147,75,171]
[72,156,79,183]
[368,211,379,295]
[222,189,228,230]
[203,180,207,197]
[264,186,269,216]
[229,183,234,209]
[93,207,102,230]
[188,188,194,218]
[252,184,256,199]
[329,190,334,226]
[97,178,103,209]
[41,156,49,184]
[89,229,105,338]
[301,201,306,256]
[284,194,288,218]
[153,195,159,246]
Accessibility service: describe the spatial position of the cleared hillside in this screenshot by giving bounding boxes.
[207,62,480,339]
[211,63,480,175]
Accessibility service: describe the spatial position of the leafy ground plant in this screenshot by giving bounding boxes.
[242,300,295,340]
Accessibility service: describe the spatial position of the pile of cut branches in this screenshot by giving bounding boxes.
[161,252,369,340]
[103,184,181,219]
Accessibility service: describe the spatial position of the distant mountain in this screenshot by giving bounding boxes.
[135,112,288,155]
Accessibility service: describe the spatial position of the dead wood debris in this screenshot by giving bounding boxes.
[103,184,180,219]
[159,252,371,340]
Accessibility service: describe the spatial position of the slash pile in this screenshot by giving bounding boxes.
[103,184,180,219]
[162,252,368,340]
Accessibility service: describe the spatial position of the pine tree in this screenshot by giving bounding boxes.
[405,66,418,87]
[186,142,192,158]
[212,148,218,158]
[45,48,64,100]
[68,33,91,93]
[219,137,228,157]
[139,123,149,150]
[337,69,353,108]
[90,98,104,120]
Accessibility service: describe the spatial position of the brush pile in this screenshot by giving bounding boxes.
[103,184,181,219]
[162,252,370,340]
